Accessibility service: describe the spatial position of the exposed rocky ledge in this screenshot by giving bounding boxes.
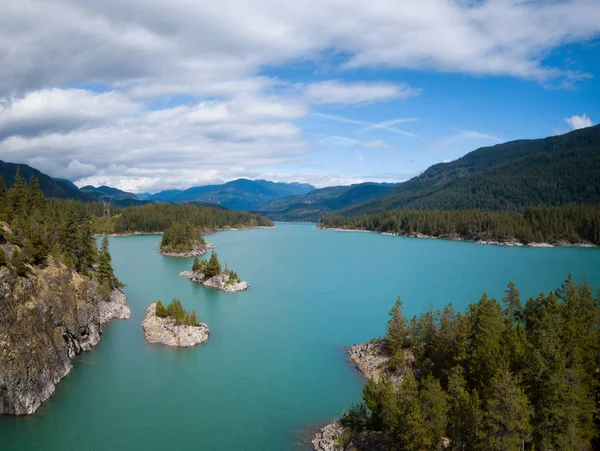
[98,288,131,323]
[348,341,390,383]
[158,241,214,257]
[178,271,249,293]
[141,303,210,347]
[0,262,129,415]
[311,341,411,450]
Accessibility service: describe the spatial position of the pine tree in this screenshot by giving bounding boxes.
[482,370,532,451]
[98,235,123,297]
[419,375,448,450]
[447,366,482,449]
[11,249,28,277]
[205,251,221,277]
[502,281,522,320]
[192,255,201,272]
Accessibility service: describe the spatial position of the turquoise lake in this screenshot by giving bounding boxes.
[1,222,600,450]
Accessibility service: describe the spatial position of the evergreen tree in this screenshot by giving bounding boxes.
[192,255,201,272]
[11,249,28,277]
[447,366,482,450]
[391,372,428,450]
[205,251,221,277]
[419,375,448,450]
[481,370,532,451]
[98,235,123,297]
[0,247,7,267]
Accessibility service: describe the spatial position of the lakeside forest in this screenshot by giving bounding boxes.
[0,172,122,296]
[338,277,600,450]
[320,205,600,245]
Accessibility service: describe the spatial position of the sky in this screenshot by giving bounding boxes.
[0,0,599,193]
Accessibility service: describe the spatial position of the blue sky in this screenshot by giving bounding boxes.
[0,0,599,192]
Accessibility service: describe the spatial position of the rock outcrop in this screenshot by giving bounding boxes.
[312,422,347,451]
[311,341,412,450]
[158,241,213,257]
[141,303,210,347]
[178,271,249,293]
[98,288,131,323]
[0,261,129,415]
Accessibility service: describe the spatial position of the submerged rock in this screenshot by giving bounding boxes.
[0,263,129,415]
[178,271,249,293]
[141,303,210,347]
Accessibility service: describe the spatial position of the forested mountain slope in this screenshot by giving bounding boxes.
[343,125,600,215]
[0,161,92,202]
[256,182,398,221]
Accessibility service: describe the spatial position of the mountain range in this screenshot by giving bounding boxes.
[1,124,598,218]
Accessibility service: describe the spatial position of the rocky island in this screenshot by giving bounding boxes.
[158,222,211,257]
[179,251,249,292]
[142,299,209,347]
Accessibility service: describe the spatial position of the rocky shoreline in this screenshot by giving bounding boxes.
[141,303,210,347]
[0,260,130,415]
[158,241,214,257]
[319,226,597,248]
[179,270,249,292]
[311,341,409,450]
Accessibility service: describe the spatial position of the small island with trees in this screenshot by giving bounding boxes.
[158,222,211,257]
[141,298,210,347]
[179,251,249,292]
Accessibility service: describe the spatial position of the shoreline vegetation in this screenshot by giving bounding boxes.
[179,251,249,292]
[158,222,211,257]
[319,205,600,248]
[142,300,209,347]
[0,172,129,415]
[312,276,600,451]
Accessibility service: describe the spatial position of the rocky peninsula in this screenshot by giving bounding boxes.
[311,341,411,451]
[142,302,210,347]
[0,261,130,415]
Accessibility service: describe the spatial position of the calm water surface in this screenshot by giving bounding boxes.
[1,222,599,450]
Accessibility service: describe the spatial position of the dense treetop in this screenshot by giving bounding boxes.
[320,204,600,245]
[160,222,206,253]
[339,276,600,450]
[0,170,122,298]
[154,298,200,326]
[112,202,273,233]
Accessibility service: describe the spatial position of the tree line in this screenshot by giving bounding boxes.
[0,171,123,298]
[320,204,600,245]
[339,276,600,450]
[112,202,273,233]
[160,222,206,253]
[155,298,200,326]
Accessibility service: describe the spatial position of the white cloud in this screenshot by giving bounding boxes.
[565,114,594,130]
[305,81,418,105]
[359,140,393,149]
[0,0,599,189]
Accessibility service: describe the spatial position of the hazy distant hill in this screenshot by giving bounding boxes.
[342,125,600,216]
[148,179,315,210]
[255,182,399,221]
[0,161,92,201]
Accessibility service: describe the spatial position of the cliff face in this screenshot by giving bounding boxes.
[0,259,129,415]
